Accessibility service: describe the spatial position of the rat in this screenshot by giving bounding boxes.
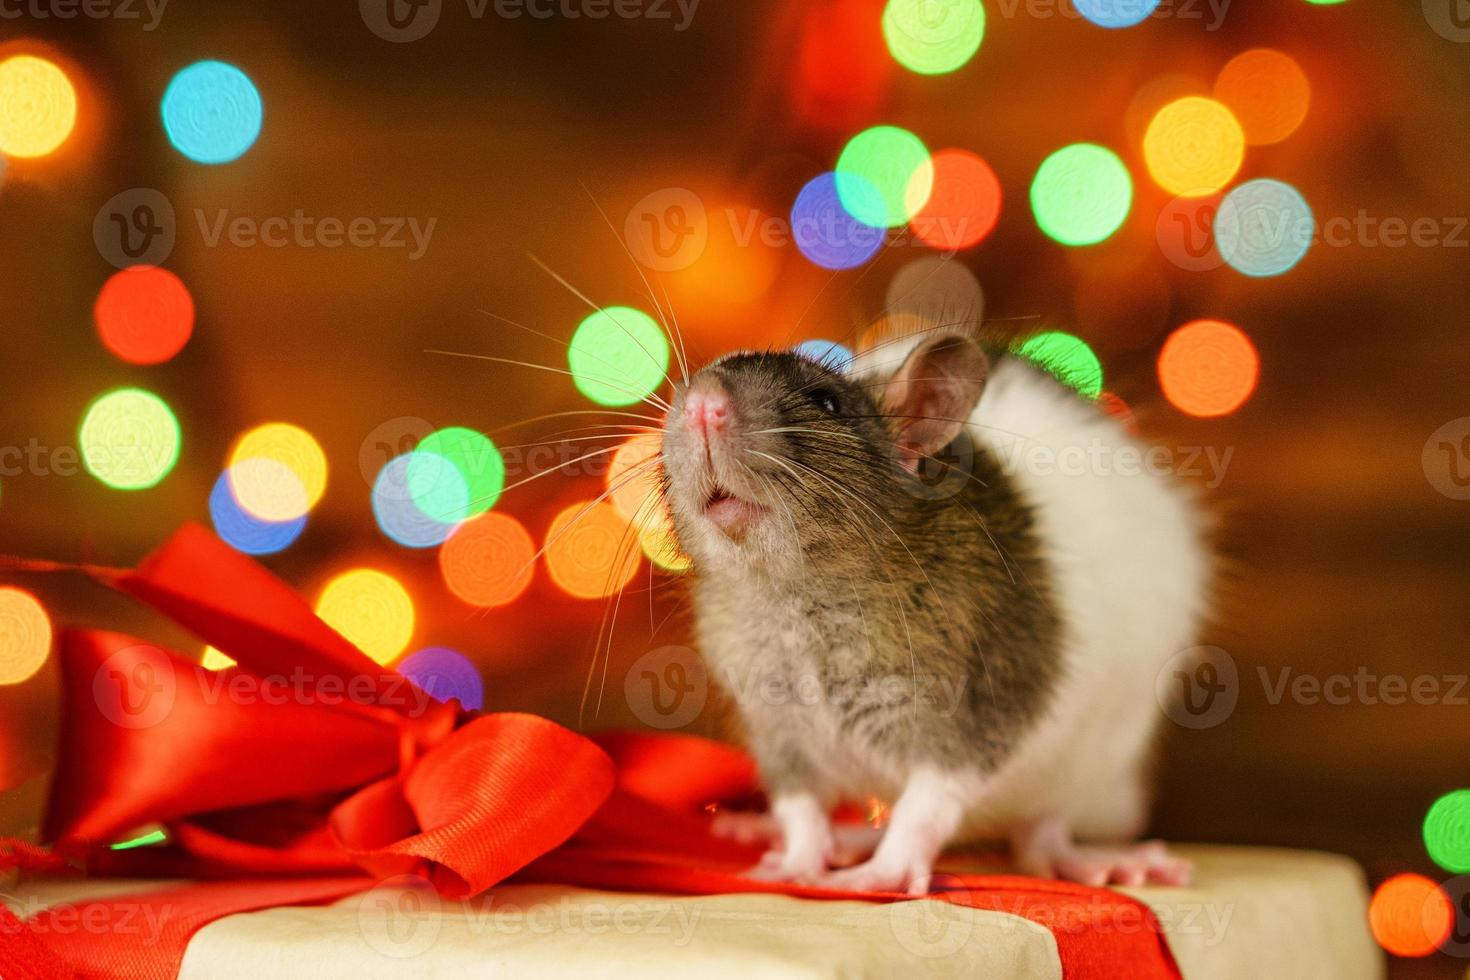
[658,322,1209,894]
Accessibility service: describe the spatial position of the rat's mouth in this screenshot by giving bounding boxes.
[703,484,766,539]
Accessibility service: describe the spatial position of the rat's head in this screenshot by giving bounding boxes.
[661,331,988,576]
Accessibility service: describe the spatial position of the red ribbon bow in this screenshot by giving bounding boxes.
[2,524,1180,980]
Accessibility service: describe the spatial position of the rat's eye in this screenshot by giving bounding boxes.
[806,387,839,415]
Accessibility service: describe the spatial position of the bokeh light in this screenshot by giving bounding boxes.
[908,149,1001,251]
[1368,873,1453,958]
[666,201,782,308]
[1143,96,1245,197]
[315,569,415,666]
[110,829,168,851]
[607,433,664,523]
[439,511,535,608]
[209,469,306,555]
[0,588,51,686]
[794,340,855,373]
[1213,178,1315,278]
[1014,331,1103,399]
[882,0,985,75]
[228,423,328,521]
[93,266,195,365]
[200,646,235,670]
[1072,0,1160,28]
[641,522,692,573]
[544,500,641,599]
[568,306,671,407]
[1157,319,1259,417]
[397,647,484,711]
[791,172,886,269]
[1424,789,1470,874]
[1030,144,1133,246]
[372,452,467,548]
[78,387,181,491]
[792,0,894,130]
[0,55,78,158]
[835,125,933,228]
[161,60,262,164]
[1214,49,1311,146]
[410,426,504,520]
[886,255,984,328]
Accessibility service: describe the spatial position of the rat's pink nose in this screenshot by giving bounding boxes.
[684,387,731,438]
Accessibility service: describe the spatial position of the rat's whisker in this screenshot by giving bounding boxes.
[425,348,671,412]
[573,458,669,724]
[576,180,690,385]
[748,449,927,712]
[485,409,667,435]
[525,251,677,396]
[757,448,998,716]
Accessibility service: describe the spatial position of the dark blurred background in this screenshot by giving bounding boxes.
[1,2,1468,974]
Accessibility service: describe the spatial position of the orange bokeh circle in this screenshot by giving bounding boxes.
[544,500,641,599]
[606,433,664,522]
[439,512,535,608]
[1157,319,1259,418]
[908,149,1001,251]
[93,266,195,365]
[1214,49,1310,147]
[1368,873,1453,958]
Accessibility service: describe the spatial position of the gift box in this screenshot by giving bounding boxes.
[0,527,1382,978]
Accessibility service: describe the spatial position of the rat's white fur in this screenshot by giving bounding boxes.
[955,355,1209,843]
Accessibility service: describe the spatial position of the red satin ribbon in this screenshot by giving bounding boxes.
[3,524,1181,979]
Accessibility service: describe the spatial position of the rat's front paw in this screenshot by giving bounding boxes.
[746,845,829,885]
[815,857,934,896]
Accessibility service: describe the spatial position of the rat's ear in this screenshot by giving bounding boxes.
[881,333,988,471]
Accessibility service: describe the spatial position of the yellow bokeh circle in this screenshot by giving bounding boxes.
[315,569,415,666]
[1143,96,1245,197]
[0,55,78,158]
[0,587,52,685]
[228,423,328,522]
